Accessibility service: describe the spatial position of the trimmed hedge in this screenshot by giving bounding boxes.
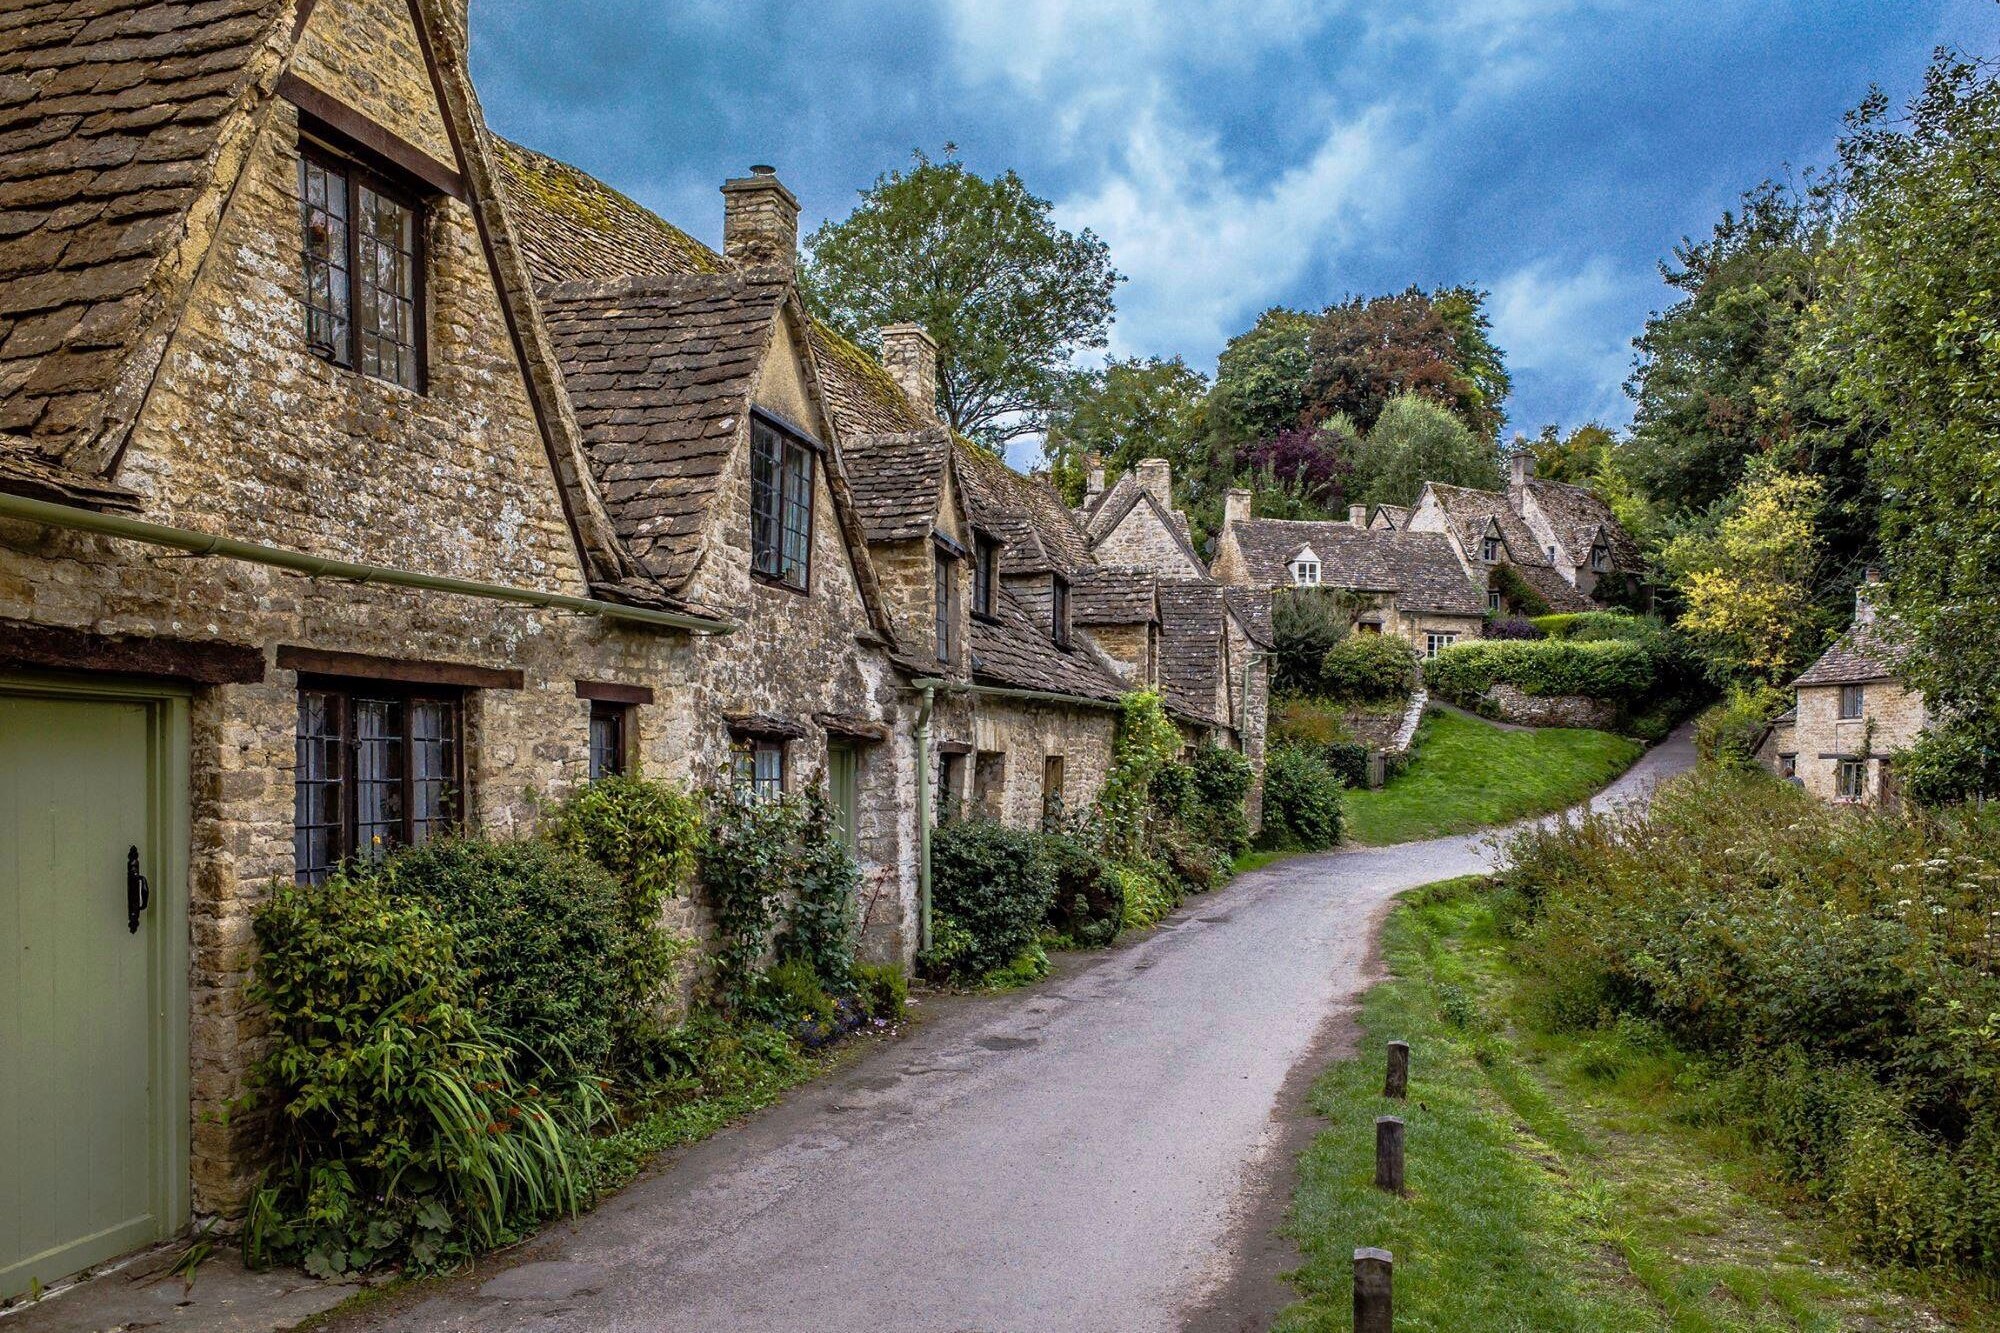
[1531,611,1652,641]
[1426,638,1657,707]
[1320,634,1420,701]
[1259,745,1346,850]
[923,818,1055,981]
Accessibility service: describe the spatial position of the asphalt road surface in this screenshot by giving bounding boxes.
[337,729,1694,1333]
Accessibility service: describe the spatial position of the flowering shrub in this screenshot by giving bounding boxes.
[1499,769,2000,1275]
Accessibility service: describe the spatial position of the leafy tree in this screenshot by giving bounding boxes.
[1233,422,1353,515]
[1306,287,1509,438]
[1812,52,2000,793]
[1044,356,1211,505]
[1347,393,1504,511]
[1206,306,1317,448]
[1523,423,1662,551]
[1660,467,1826,684]
[801,151,1122,446]
[1270,589,1355,696]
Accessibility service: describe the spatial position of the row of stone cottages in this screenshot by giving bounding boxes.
[0,0,1269,1290]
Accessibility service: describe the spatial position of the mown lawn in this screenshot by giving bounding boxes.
[1341,708,1642,846]
[1274,878,1984,1333]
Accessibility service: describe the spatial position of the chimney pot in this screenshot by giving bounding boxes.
[1350,504,1368,528]
[879,323,939,423]
[721,167,800,274]
[1224,488,1252,528]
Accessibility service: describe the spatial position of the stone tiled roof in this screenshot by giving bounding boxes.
[1425,483,1553,568]
[1071,566,1157,625]
[952,439,1092,575]
[970,586,1125,703]
[0,0,289,460]
[843,426,950,543]
[1513,561,1595,614]
[1372,504,1411,530]
[1229,519,1484,617]
[1524,478,1641,570]
[1156,580,1228,725]
[0,437,138,508]
[1793,623,1901,688]
[808,323,923,438]
[1224,587,1273,647]
[492,137,722,285]
[539,272,789,590]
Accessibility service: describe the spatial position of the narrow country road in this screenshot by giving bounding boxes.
[336,730,1694,1333]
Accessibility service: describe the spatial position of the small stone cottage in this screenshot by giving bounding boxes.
[0,0,1269,1291]
[1759,577,1925,807]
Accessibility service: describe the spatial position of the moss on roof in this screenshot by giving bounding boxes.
[492,137,723,283]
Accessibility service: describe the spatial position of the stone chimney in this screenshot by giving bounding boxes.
[880,323,938,422]
[1224,488,1252,529]
[1509,451,1535,494]
[1350,504,1368,528]
[1856,567,1883,625]
[1135,458,1172,508]
[1086,462,1107,504]
[721,165,798,273]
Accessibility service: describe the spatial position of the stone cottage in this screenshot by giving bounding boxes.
[1211,493,1487,657]
[1504,454,1647,606]
[1404,479,1597,617]
[0,0,1271,1293]
[1759,577,1925,806]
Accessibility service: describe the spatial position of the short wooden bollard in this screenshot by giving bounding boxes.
[1375,1115,1405,1194]
[1384,1040,1409,1099]
[1353,1246,1393,1332]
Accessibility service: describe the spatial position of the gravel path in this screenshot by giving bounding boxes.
[314,727,1695,1333]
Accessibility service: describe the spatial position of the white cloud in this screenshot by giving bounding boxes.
[1487,256,1640,426]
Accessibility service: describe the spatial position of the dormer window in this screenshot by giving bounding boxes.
[1289,546,1321,587]
[1481,535,1501,563]
[1590,543,1610,573]
[973,537,999,619]
[298,143,424,391]
[750,415,814,591]
[1052,575,1071,649]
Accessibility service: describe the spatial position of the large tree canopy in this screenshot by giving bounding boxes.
[1206,306,1317,449]
[1044,356,1210,506]
[1347,394,1504,511]
[801,152,1122,447]
[1306,287,1509,439]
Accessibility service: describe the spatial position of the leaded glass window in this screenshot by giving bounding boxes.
[750,418,813,590]
[294,684,461,883]
[297,143,423,390]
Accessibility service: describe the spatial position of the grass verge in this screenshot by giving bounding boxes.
[1275,877,1983,1332]
[1342,708,1643,846]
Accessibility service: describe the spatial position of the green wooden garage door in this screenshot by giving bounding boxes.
[1,684,188,1299]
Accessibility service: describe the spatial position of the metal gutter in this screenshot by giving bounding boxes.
[914,683,935,955]
[0,492,734,635]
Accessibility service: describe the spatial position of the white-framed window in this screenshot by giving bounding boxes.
[1839,684,1865,719]
[1590,544,1610,573]
[1487,589,1502,612]
[1481,536,1500,563]
[1291,560,1321,587]
[731,738,785,801]
[1426,632,1457,658]
[1836,758,1867,801]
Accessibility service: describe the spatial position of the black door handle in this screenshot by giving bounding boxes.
[127,846,150,934]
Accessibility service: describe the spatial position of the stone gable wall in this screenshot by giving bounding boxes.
[1094,500,1205,578]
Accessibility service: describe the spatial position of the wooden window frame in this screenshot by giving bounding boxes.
[1590,544,1610,573]
[933,544,959,664]
[1481,536,1501,563]
[1487,589,1503,612]
[1838,684,1866,720]
[1426,632,1457,659]
[294,676,465,884]
[731,737,787,801]
[1292,560,1320,587]
[1779,753,1798,780]
[1836,757,1867,801]
[972,537,1000,620]
[588,699,631,781]
[750,415,815,593]
[1052,575,1072,649]
[297,136,428,393]
[1042,754,1066,825]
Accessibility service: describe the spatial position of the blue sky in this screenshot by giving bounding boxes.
[471,0,2000,461]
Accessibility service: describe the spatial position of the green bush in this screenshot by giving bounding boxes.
[1490,563,1552,616]
[1693,682,1791,769]
[1038,828,1125,947]
[1115,860,1179,929]
[246,873,596,1277]
[1532,610,1652,641]
[696,790,859,1013]
[1901,714,2000,807]
[850,961,908,1022]
[776,789,862,988]
[541,775,702,1016]
[1425,637,1657,707]
[1186,744,1253,854]
[378,839,626,1079]
[1498,770,2000,1278]
[924,817,1055,981]
[1319,634,1420,701]
[1259,745,1346,849]
[1271,588,1357,695]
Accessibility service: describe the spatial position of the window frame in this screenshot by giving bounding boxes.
[588,699,631,781]
[933,543,959,664]
[1041,754,1066,826]
[1487,589,1503,612]
[294,677,464,884]
[1481,536,1501,563]
[972,537,1000,620]
[749,414,816,593]
[1291,559,1320,587]
[296,137,428,393]
[731,737,787,801]
[1779,753,1798,780]
[1051,575,1072,649]
[1426,631,1458,659]
[1590,543,1611,573]
[1838,684,1866,720]
[1836,757,1867,801]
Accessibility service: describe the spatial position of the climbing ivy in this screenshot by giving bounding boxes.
[1094,690,1185,859]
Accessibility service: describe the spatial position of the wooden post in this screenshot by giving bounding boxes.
[1384,1041,1409,1099]
[1375,1116,1405,1195]
[1353,1246,1393,1332]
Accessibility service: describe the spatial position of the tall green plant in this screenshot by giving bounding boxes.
[1095,690,1185,859]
